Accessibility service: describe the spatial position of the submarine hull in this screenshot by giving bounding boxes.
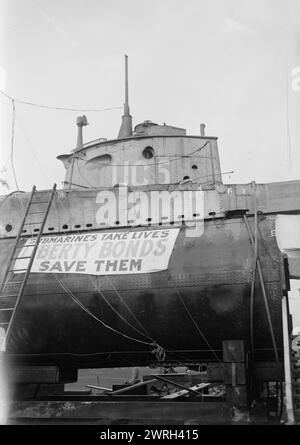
[0,215,285,369]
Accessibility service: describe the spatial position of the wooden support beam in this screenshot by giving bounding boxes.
[7,400,232,424]
[151,375,200,395]
[162,383,211,400]
[85,385,112,392]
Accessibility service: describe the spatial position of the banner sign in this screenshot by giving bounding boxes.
[14,229,180,275]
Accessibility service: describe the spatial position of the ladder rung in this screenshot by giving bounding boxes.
[0,185,56,319]
[30,200,49,204]
[3,281,24,285]
[0,294,18,298]
[8,269,27,272]
[0,322,9,325]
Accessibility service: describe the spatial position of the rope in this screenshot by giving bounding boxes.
[243,215,279,363]
[70,141,211,168]
[53,273,167,362]
[10,99,19,191]
[98,279,205,365]
[15,112,51,184]
[0,190,26,210]
[89,276,153,342]
[175,288,221,362]
[150,342,166,362]
[107,277,154,341]
[0,90,122,112]
[52,273,151,346]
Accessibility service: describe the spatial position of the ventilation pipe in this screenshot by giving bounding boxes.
[200,123,206,137]
[69,115,88,189]
[76,115,88,149]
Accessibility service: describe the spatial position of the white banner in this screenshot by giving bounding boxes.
[14,229,180,275]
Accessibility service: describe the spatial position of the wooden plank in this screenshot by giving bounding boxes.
[162,383,211,399]
[151,375,200,395]
[85,385,112,392]
[7,401,232,424]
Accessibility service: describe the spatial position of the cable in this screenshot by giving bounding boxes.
[191,171,234,184]
[53,272,183,364]
[9,99,19,191]
[53,273,152,347]
[107,276,154,341]
[0,190,26,210]
[66,141,214,187]
[285,65,292,168]
[175,287,221,362]
[14,112,51,184]
[0,90,122,112]
[75,161,95,188]
[156,155,211,159]
[243,215,279,363]
[89,276,153,342]
[0,154,11,172]
[71,141,211,168]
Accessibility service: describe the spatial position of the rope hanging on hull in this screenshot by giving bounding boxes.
[53,274,151,347]
[174,287,221,363]
[52,274,167,363]
[243,211,280,364]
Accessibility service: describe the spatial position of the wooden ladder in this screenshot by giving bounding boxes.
[0,184,57,351]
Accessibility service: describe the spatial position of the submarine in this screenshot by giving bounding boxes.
[0,56,299,386]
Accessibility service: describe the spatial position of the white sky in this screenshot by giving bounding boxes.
[0,0,299,324]
[0,0,299,191]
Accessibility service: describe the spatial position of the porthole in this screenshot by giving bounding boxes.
[62,224,69,230]
[183,176,190,180]
[48,227,54,231]
[5,224,12,232]
[142,146,154,159]
[86,223,93,228]
[74,224,81,228]
[192,165,198,170]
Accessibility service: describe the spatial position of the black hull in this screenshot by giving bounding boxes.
[0,216,287,369]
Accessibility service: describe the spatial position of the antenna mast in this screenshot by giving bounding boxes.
[125,55,129,113]
[117,54,133,138]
